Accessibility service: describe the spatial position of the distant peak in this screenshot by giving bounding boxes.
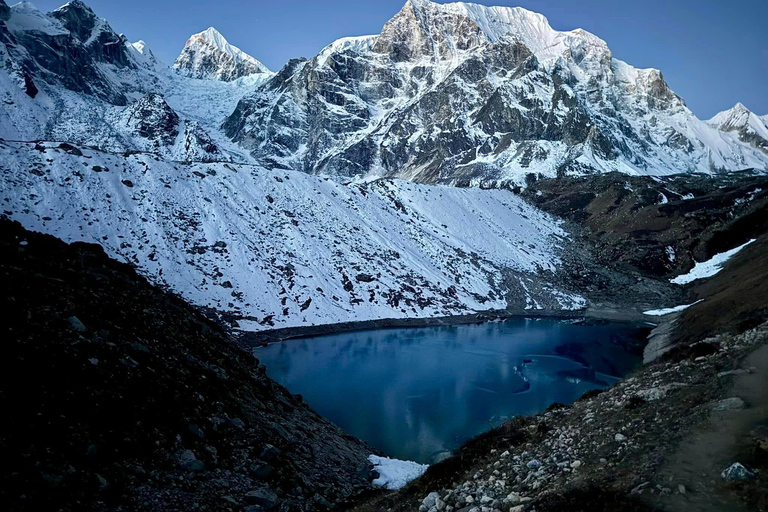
[11,1,41,12]
[174,26,270,81]
[732,102,749,112]
[199,27,226,43]
[187,26,230,48]
[53,0,96,18]
[55,0,92,10]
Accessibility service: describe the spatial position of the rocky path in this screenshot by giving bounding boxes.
[648,343,768,512]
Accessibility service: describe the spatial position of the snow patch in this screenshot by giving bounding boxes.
[368,454,428,490]
[644,300,704,316]
[670,240,756,285]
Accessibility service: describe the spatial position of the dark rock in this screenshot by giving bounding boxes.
[248,462,273,479]
[95,473,110,491]
[188,424,205,439]
[67,316,87,332]
[180,450,206,472]
[130,342,150,354]
[58,143,83,156]
[260,444,279,461]
[244,488,279,509]
[180,459,205,472]
[355,273,375,283]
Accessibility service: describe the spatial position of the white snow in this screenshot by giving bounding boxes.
[173,27,271,79]
[644,300,703,316]
[0,140,580,331]
[368,454,428,490]
[709,103,768,141]
[7,2,68,35]
[670,240,756,285]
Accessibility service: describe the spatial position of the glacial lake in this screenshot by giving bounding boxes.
[254,318,649,464]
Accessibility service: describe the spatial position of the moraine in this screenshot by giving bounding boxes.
[255,318,649,464]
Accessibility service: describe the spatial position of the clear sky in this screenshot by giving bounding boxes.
[29,0,767,119]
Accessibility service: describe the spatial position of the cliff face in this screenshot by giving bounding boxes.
[0,219,374,512]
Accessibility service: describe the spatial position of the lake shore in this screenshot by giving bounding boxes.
[237,306,654,347]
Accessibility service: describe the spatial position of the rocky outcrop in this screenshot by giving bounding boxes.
[173,27,270,81]
[120,93,180,147]
[0,219,374,511]
[117,93,224,162]
[0,0,10,22]
[49,0,134,69]
[0,1,156,105]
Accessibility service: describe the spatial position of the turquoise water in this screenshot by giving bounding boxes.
[254,318,648,464]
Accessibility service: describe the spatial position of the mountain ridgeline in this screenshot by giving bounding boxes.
[3,3,768,511]
[0,0,767,185]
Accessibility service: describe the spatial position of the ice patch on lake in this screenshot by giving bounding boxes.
[644,300,704,316]
[670,240,755,285]
[369,454,428,490]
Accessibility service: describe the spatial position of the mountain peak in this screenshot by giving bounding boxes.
[173,27,270,81]
[732,101,749,112]
[709,102,753,125]
[197,26,228,47]
[708,102,768,153]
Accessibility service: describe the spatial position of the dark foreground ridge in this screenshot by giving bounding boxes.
[0,219,374,512]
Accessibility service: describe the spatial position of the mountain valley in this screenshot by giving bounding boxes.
[1,0,767,511]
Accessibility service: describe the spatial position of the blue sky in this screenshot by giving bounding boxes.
[30,0,767,119]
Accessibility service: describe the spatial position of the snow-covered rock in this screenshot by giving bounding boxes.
[224,0,768,183]
[114,93,225,162]
[708,102,768,154]
[173,27,270,81]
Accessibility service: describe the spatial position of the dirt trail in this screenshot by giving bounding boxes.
[647,344,768,511]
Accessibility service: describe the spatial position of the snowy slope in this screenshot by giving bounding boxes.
[173,27,271,81]
[0,140,583,330]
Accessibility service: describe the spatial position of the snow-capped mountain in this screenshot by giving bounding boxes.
[0,0,269,163]
[708,103,768,154]
[173,27,270,81]
[1,0,766,180]
[224,0,768,184]
[0,0,766,330]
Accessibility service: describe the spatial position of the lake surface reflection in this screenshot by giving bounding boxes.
[255,318,648,463]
